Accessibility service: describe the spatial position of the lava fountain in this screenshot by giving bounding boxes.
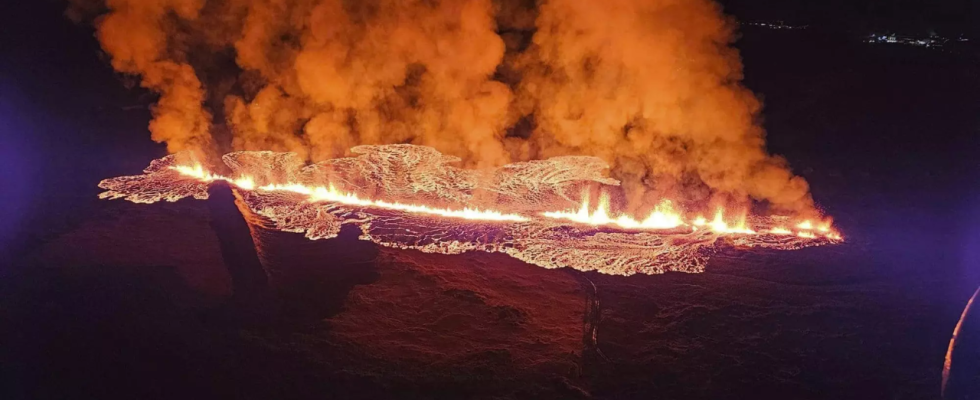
[99,144,841,276]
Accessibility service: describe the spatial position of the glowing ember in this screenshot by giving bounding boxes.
[797,231,817,239]
[99,145,842,275]
[769,227,792,235]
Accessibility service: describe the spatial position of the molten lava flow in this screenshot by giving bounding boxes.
[255,181,527,222]
[770,227,792,235]
[542,193,684,230]
[172,164,257,190]
[98,145,842,276]
[166,164,528,222]
[542,192,841,240]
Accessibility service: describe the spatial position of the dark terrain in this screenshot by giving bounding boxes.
[2,2,979,399]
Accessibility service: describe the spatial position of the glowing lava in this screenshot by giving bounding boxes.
[542,193,683,230]
[168,165,528,222]
[542,193,839,239]
[98,145,843,276]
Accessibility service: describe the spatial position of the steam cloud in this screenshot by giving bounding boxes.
[70,0,816,216]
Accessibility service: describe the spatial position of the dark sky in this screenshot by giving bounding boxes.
[721,0,979,35]
[2,1,976,47]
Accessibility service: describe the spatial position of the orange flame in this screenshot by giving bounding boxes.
[540,190,843,240]
[797,231,817,239]
[542,192,684,230]
[168,165,843,239]
[769,227,792,235]
[169,165,527,222]
[796,219,840,239]
[542,193,756,234]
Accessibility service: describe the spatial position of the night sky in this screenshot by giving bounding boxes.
[721,0,979,35]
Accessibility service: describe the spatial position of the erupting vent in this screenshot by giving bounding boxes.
[99,145,841,275]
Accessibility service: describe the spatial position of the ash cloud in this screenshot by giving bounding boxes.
[70,0,817,216]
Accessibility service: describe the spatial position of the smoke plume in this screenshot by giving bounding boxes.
[70,0,817,215]
[88,0,215,159]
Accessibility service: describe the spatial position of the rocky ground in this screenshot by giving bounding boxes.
[0,191,969,399]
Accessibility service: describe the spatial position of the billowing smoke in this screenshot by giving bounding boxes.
[69,0,816,216]
[513,0,813,214]
[80,0,215,159]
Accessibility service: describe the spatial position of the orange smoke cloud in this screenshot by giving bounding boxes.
[70,0,818,216]
[91,0,214,159]
[515,0,813,213]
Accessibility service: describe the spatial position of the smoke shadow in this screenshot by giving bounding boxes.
[206,182,272,317]
[207,182,380,323]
